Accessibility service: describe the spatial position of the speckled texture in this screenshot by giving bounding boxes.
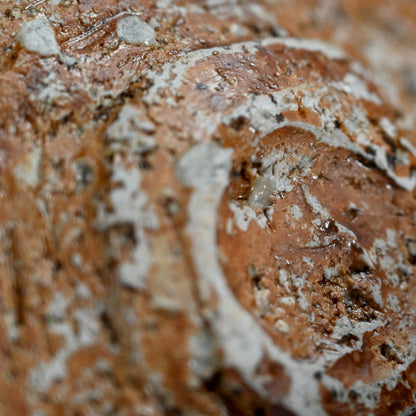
[1,1,416,415]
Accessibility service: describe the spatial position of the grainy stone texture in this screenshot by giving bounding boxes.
[1,1,416,415]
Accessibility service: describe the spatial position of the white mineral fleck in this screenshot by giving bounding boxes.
[332,73,381,104]
[380,117,398,139]
[229,23,249,37]
[104,161,159,290]
[287,204,303,226]
[189,331,218,380]
[255,288,271,313]
[116,15,156,46]
[323,267,339,281]
[13,146,42,188]
[46,292,69,322]
[275,319,289,333]
[387,293,401,312]
[229,202,268,231]
[175,141,233,189]
[16,16,60,56]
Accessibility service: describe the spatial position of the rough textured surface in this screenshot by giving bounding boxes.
[1,1,416,415]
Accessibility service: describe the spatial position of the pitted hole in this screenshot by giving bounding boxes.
[349,389,359,400]
[348,243,373,274]
[275,113,284,123]
[337,333,359,346]
[230,116,248,131]
[344,205,360,221]
[405,239,416,264]
[380,342,403,364]
[74,160,95,190]
[108,223,136,245]
[320,219,338,234]
[247,264,263,290]
[343,288,381,320]
[386,153,396,169]
[196,83,208,91]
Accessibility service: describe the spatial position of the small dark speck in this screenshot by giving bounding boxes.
[139,157,152,170]
[230,169,239,178]
[276,113,285,123]
[349,390,358,400]
[365,145,377,156]
[4,9,14,20]
[74,161,94,189]
[386,153,396,168]
[196,83,208,91]
[230,116,246,131]
[314,371,322,380]
[53,260,63,272]
[345,205,359,221]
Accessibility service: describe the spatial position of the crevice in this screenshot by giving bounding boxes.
[10,227,25,326]
[99,310,121,345]
[380,342,404,364]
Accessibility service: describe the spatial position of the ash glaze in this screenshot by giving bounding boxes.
[141,35,416,415]
[1,1,416,415]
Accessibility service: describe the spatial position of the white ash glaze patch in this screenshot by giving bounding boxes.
[106,104,156,153]
[346,334,416,412]
[387,293,401,312]
[144,37,344,106]
[30,303,102,393]
[33,71,69,108]
[331,73,381,104]
[45,292,70,322]
[100,157,159,290]
[144,38,416,191]
[175,142,337,414]
[188,329,219,383]
[139,36,416,413]
[370,231,409,288]
[176,142,267,379]
[13,145,42,188]
[16,16,60,56]
[223,90,299,134]
[248,150,312,210]
[380,117,398,139]
[261,37,346,60]
[228,202,268,232]
[286,204,303,226]
[330,315,385,352]
[227,90,415,191]
[116,15,156,46]
[205,0,264,21]
[4,312,19,342]
[77,30,416,413]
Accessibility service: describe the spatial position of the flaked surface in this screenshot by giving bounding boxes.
[0,1,416,415]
